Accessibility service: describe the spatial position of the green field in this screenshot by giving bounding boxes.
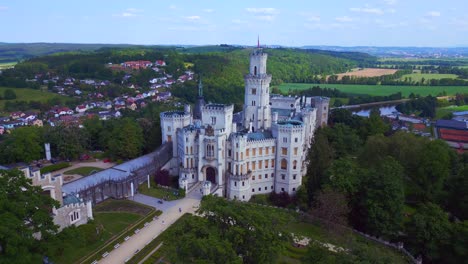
[0,86,67,112]
[0,62,16,70]
[278,83,468,97]
[64,166,102,176]
[399,73,459,82]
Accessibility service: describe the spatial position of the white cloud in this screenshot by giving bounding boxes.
[255,15,275,22]
[246,8,279,15]
[203,9,214,13]
[0,6,8,10]
[113,8,143,18]
[232,19,247,24]
[350,7,384,15]
[383,0,397,5]
[335,16,354,22]
[184,16,201,22]
[426,11,441,17]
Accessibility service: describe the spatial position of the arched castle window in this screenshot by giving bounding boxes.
[293,160,297,170]
[254,66,257,75]
[281,159,287,170]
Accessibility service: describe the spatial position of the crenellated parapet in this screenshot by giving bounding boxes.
[160,110,191,121]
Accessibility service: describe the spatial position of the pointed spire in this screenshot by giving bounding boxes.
[257,35,260,48]
[198,76,203,97]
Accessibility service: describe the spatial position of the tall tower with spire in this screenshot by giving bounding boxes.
[193,76,206,120]
[243,45,272,131]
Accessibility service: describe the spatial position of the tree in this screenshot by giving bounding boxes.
[306,128,334,204]
[0,169,59,263]
[197,195,289,263]
[360,157,405,237]
[405,203,451,262]
[0,126,44,164]
[107,118,144,160]
[3,89,16,100]
[310,188,350,233]
[45,124,89,160]
[164,215,241,264]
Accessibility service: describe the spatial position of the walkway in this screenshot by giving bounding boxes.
[99,188,203,264]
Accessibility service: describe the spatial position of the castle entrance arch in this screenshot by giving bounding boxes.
[206,167,216,184]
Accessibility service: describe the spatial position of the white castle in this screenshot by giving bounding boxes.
[160,48,329,201]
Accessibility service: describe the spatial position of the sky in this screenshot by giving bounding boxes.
[0,0,467,47]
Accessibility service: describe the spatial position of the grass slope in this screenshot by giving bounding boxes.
[63,166,102,176]
[0,86,66,111]
[279,83,468,97]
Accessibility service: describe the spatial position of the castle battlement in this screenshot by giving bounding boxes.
[203,103,234,112]
[160,111,191,120]
[246,137,276,144]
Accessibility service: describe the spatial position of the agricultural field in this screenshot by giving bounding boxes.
[334,68,398,80]
[0,86,67,111]
[399,73,459,82]
[278,83,468,97]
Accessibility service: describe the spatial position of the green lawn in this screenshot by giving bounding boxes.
[0,86,67,111]
[139,183,183,201]
[49,212,143,264]
[49,199,154,264]
[278,83,468,97]
[441,105,468,111]
[63,166,102,176]
[399,73,459,82]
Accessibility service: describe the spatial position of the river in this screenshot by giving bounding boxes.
[353,105,399,117]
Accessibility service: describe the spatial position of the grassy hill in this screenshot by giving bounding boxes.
[0,87,68,112]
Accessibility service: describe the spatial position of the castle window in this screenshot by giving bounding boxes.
[293,188,296,191]
[191,146,193,154]
[271,186,274,189]
[272,147,275,153]
[252,175,255,180]
[252,101,256,106]
[293,160,297,170]
[186,137,188,142]
[281,174,286,180]
[265,147,269,155]
[265,186,267,190]
[167,126,171,132]
[252,148,256,156]
[295,137,298,143]
[281,159,287,170]
[265,173,268,179]
[259,147,263,155]
[281,188,285,192]
[259,160,262,169]
[211,116,216,125]
[259,174,262,180]
[70,210,80,223]
[192,174,195,179]
[242,181,245,186]
[252,161,256,170]
[234,181,237,187]
[271,173,274,178]
[293,174,297,180]
[252,88,257,95]
[283,137,287,143]
[206,144,215,158]
[294,147,298,155]
[228,149,232,157]
[252,188,255,193]
[254,66,257,75]
[167,135,172,142]
[271,159,275,168]
[282,148,287,155]
[246,149,250,156]
[228,162,231,172]
[265,160,268,168]
[243,195,245,199]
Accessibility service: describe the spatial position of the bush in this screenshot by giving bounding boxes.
[178,188,186,198]
[40,162,70,174]
[4,89,17,100]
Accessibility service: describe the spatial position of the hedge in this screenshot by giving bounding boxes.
[40,162,71,174]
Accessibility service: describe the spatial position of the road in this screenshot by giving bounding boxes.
[99,188,203,264]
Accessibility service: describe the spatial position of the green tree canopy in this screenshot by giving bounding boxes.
[0,126,44,164]
[0,169,59,263]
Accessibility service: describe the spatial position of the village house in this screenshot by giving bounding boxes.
[75,105,87,113]
[155,60,166,66]
[122,60,153,70]
[10,111,25,120]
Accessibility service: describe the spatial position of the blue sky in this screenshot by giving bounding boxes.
[0,0,467,46]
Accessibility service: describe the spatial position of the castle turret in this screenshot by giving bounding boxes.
[243,49,272,131]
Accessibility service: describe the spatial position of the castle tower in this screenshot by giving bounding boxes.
[243,48,272,131]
